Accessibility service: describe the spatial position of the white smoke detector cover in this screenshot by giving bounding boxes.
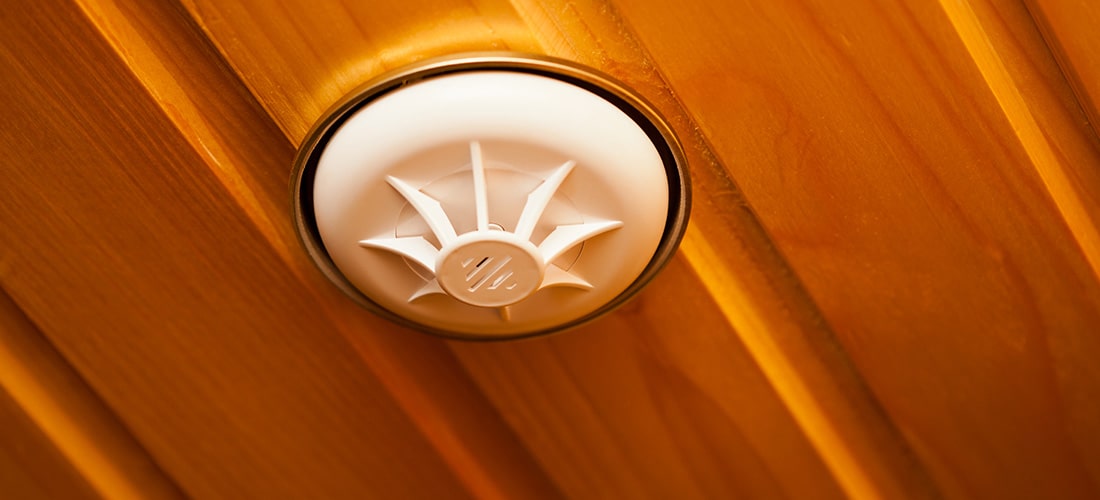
[292,54,689,339]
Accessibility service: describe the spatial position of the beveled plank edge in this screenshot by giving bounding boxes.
[73,0,301,266]
[1021,0,1100,144]
[78,1,561,497]
[2,0,473,496]
[0,389,99,500]
[508,0,942,498]
[0,285,186,500]
[958,0,1100,491]
[160,0,934,496]
[616,0,1100,495]
[941,0,1100,285]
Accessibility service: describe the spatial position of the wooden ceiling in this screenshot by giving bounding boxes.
[1,0,1098,498]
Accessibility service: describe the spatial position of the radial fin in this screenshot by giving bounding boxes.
[470,141,489,232]
[540,265,593,290]
[409,279,446,302]
[538,220,623,264]
[514,160,576,240]
[359,236,439,272]
[386,175,458,246]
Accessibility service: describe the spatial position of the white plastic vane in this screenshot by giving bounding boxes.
[292,54,689,339]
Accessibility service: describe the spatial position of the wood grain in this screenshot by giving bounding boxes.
[1025,0,1100,139]
[179,0,542,142]
[0,287,184,500]
[68,0,569,497]
[0,1,507,497]
[0,394,98,500]
[614,0,1100,497]
[3,0,1099,498]
[505,2,939,497]
[169,0,930,497]
[68,1,562,497]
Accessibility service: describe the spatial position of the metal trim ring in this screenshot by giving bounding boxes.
[291,52,691,340]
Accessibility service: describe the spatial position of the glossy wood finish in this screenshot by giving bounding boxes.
[618,0,1100,497]
[179,0,936,497]
[1026,0,1100,135]
[0,288,183,500]
[0,1,482,497]
[1,0,1098,498]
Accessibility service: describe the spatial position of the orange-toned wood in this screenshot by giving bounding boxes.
[0,395,98,500]
[3,0,1099,498]
[1025,0,1100,138]
[472,2,939,497]
[0,288,183,499]
[67,2,560,496]
[615,0,1100,497]
[0,1,518,497]
[177,0,937,498]
[179,0,542,143]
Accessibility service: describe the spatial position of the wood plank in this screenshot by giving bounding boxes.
[0,1,491,497]
[0,394,99,500]
[1025,0,1100,139]
[179,0,542,143]
[613,0,1100,497]
[178,0,937,498]
[69,0,563,497]
[448,259,852,499]
[0,287,183,500]
[481,1,941,498]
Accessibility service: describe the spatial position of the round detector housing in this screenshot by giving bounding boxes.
[292,53,690,340]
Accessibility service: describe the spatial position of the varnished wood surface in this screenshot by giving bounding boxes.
[1026,0,1100,136]
[1,0,1099,498]
[0,394,98,500]
[619,0,1100,497]
[0,1,487,497]
[0,288,183,499]
[179,0,933,497]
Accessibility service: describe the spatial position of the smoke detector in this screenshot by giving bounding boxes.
[292,54,690,339]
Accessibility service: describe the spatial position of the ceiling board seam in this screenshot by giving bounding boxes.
[0,284,187,500]
[514,0,945,497]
